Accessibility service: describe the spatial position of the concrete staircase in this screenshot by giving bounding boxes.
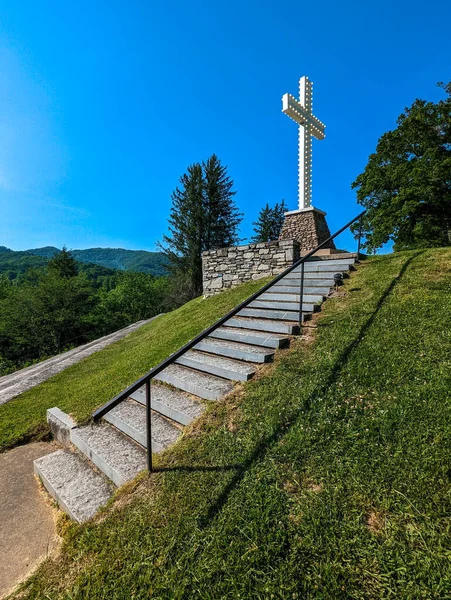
[34,254,358,522]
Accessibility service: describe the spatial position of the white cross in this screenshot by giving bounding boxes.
[282,76,326,211]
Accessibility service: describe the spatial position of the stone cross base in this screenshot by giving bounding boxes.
[279,207,336,251]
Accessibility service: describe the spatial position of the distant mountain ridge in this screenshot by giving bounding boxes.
[0,246,168,277]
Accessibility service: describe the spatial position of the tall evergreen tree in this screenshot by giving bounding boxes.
[161,163,204,295]
[203,154,242,249]
[252,200,288,242]
[161,155,241,297]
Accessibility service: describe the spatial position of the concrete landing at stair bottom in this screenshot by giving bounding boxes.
[71,423,147,487]
[34,449,113,523]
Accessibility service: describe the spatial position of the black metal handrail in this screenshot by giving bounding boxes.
[93,210,365,471]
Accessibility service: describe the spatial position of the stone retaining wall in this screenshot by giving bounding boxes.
[202,239,299,296]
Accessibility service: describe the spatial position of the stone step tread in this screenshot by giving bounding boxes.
[196,338,274,362]
[210,327,290,349]
[239,308,300,322]
[104,399,181,451]
[155,364,234,401]
[282,271,340,279]
[270,288,330,296]
[249,300,314,312]
[293,263,354,272]
[130,383,204,425]
[225,316,299,335]
[70,423,147,487]
[259,292,324,303]
[176,350,256,381]
[34,449,113,523]
[305,252,358,260]
[305,256,357,263]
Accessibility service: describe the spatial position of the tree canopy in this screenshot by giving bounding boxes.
[352,82,451,252]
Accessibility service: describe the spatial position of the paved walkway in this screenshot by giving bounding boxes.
[0,442,60,598]
[0,316,161,405]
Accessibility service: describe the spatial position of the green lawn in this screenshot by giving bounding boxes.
[0,277,270,452]
[11,249,451,599]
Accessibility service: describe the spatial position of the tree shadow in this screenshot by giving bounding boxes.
[196,251,423,529]
[153,464,243,474]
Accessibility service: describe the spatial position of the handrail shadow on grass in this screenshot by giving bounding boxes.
[192,251,423,529]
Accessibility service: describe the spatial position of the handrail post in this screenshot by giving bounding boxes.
[357,216,363,260]
[146,380,152,472]
[298,260,305,329]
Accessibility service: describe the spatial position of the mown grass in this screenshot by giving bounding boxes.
[11,249,451,599]
[0,277,270,452]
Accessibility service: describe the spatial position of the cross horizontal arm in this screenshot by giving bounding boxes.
[282,94,326,140]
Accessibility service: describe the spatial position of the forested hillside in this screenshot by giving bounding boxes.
[0,249,170,377]
[0,246,168,278]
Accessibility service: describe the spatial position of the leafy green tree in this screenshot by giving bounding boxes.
[94,272,168,333]
[48,247,78,278]
[161,155,241,296]
[252,200,288,242]
[0,271,94,365]
[352,82,451,252]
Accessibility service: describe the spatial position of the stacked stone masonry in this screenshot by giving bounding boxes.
[202,240,299,296]
[279,209,336,251]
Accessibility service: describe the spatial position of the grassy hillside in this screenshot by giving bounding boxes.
[10,249,451,599]
[0,246,168,277]
[0,277,270,452]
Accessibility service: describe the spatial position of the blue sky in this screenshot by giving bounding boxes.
[0,0,449,253]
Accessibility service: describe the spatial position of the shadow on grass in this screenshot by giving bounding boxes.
[153,464,243,473]
[196,251,423,529]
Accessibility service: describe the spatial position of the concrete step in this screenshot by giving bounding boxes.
[130,384,204,426]
[293,262,354,273]
[176,350,256,382]
[34,449,113,523]
[210,327,290,349]
[249,299,313,313]
[155,364,234,401]
[238,307,300,322]
[104,399,181,452]
[259,292,324,304]
[271,284,332,295]
[281,272,340,282]
[195,338,274,363]
[305,257,356,266]
[70,423,147,487]
[225,317,300,335]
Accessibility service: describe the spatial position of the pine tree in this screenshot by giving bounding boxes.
[252,204,274,242]
[252,200,288,242]
[272,199,288,237]
[161,163,204,296]
[203,154,242,249]
[161,156,241,298]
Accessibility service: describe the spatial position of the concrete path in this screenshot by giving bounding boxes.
[0,316,162,406]
[0,442,60,598]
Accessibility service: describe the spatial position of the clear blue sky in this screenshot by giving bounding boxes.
[0,0,449,252]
